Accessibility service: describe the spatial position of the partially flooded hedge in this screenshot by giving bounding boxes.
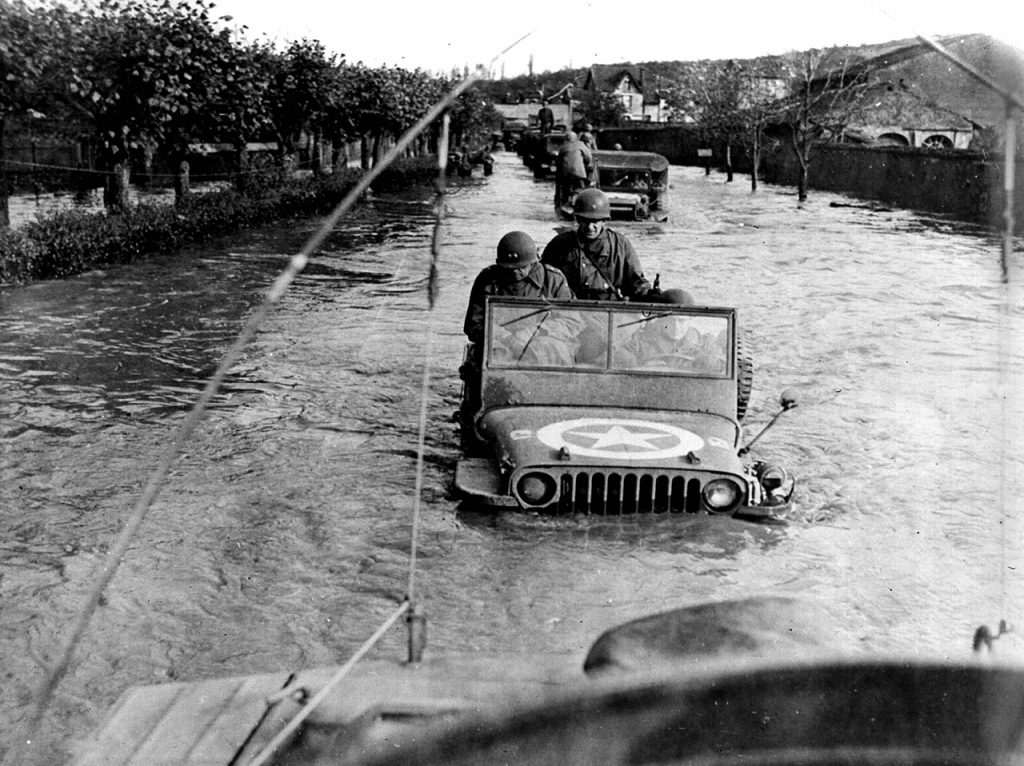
[0,157,440,285]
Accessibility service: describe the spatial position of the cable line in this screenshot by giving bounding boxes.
[4,71,480,766]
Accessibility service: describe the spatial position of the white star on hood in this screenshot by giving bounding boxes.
[564,424,675,451]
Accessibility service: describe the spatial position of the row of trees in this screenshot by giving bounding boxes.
[0,0,500,227]
[658,52,871,200]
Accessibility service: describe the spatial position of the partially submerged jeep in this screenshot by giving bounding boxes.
[455,297,796,517]
[593,150,669,221]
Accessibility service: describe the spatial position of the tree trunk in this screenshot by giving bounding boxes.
[789,126,810,203]
[0,118,9,228]
[104,159,130,211]
[311,131,323,177]
[360,134,370,170]
[372,133,383,168]
[330,134,348,174]
[140,138,156,189]
[725,143,733,182]
[750,132,760,192]
[174,160,190,202]
[234,142,250,193]
[74,139,92,202]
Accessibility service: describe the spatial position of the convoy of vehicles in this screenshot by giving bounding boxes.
[455,297,795,518]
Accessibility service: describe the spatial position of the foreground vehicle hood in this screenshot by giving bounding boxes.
[479,406,741,472]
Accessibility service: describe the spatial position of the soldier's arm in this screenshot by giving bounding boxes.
[463,273,489,343]
[620,237,653,297]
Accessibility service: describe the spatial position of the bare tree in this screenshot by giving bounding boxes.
[777,48,870,202]
[667,60,744,181]
[735,68,787,191]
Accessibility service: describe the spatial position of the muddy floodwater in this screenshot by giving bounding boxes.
[2,152,1023,763]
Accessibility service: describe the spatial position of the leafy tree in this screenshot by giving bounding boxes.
[318,63,359,173]
[446,83,501,150]
[201,37,274,193]
[263,38,338,173]
[574,88,626,129]
[0,0,64,226]
[55,0,248,210]
[379,68,443,156]
[342,64,442,168]
[343,64,389,169]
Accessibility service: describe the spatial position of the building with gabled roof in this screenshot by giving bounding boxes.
[805,33,1023,151]
[580,64,668,122]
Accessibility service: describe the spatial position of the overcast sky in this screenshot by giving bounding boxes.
[207,0,1024,77]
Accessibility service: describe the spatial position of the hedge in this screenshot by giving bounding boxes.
[0,157,441,285]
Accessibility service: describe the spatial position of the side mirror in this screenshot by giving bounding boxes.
[740,389,798,456]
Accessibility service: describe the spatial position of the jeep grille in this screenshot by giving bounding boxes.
[554,471,704,514]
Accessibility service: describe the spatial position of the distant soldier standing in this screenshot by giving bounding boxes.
[579,123,597,150]
[554,131,593,207]
[537,98,555,134]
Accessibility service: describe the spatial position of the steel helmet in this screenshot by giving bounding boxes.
[496,231,538,268]
[660,288,695,305]
[573,188,611,221]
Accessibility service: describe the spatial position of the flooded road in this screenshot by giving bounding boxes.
[2,152,1023,763]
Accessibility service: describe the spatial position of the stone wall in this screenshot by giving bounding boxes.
[760,143,1022,227]
[595,124,1023,227]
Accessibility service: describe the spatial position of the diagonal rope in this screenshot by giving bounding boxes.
[5,72,481,766]
[407,113,450,608]
[246,599,411,766]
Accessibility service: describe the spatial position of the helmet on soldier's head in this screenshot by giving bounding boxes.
[573,188,611,221]
[496,231,537,268]
[660,288,695,305]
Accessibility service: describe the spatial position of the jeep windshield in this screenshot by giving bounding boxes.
[487,300,731,377]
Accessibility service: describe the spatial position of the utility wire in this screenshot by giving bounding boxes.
[4,70,481,766]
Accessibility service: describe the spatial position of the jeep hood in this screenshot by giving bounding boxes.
[478,406,742,471]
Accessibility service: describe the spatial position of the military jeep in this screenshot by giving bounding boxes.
[455,297,795,517]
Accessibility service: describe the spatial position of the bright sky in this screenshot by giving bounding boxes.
[207,0,1024,77]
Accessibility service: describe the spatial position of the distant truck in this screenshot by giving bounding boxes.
[455,297,796,517]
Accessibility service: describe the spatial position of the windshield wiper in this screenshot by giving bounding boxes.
[500,305,552,328]
[517,310,551,362]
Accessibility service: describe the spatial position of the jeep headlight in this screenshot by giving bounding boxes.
[517,472,557,506]
[702,479,742,513]
[757,464,790,492]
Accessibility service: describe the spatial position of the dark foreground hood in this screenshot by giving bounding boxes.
[478,406,742,473]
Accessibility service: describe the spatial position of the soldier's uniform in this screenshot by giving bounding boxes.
[463,261,573,344]
[541,228,652,300]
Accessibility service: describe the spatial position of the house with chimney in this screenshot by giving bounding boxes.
[580,65,669,122]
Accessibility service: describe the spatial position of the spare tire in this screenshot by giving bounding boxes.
[736,339,753,421]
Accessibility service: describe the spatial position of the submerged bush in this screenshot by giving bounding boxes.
[0,157,441,285]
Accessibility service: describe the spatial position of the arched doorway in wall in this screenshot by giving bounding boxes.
[921,134,954,149]
[876,132,910,147]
